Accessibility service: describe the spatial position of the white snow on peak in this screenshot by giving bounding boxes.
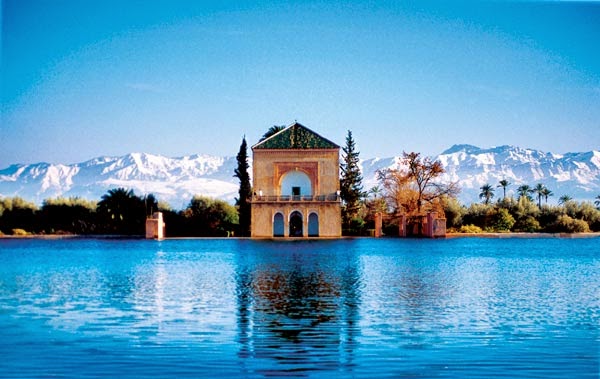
[474,153,495,166]
[361,145,600,204]
[1,146,599,207]
[591,151,600,169]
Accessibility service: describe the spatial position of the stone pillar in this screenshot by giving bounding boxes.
[399,214,407,237]
[145,212,165,240]
[374,212,383,237]
[303,213,308,237]
[426,212,437,238]
[434,218,447,237]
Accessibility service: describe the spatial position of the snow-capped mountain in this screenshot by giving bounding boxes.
[0,153,240,210]
[1,145,599,208]
[361,145,600,204]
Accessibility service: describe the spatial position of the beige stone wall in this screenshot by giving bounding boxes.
[251,202,341,238]
[252,149,340,197]
[251,148,341,238]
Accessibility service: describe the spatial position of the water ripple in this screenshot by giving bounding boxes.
[0,238,598,377]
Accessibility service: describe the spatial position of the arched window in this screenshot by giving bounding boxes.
[308,213,319,237]
[289,211,303,237]
[280,171,312,197]
[273,212,284,237]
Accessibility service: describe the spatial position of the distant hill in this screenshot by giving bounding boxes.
[1,145,599,208]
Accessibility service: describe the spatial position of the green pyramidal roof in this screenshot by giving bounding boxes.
[252,122,339,150]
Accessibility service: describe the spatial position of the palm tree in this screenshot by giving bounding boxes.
[517,184,533,201]
[558,195,572,205]
[541,188,553,205]
[533,183,546,208]
[368,185,382,199]
[479,183,495,205]
[97,188,144,234]
[367,185,387,213]
[497,179,510,199]
[259,125,286,142]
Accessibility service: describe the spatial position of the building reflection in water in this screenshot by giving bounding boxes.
[235,242,361,376]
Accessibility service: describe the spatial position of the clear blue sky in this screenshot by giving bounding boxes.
[2,0,599,166]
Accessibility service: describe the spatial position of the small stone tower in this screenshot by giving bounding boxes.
[145,212,166,240]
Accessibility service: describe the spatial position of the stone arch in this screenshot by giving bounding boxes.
[274,162,319,197]
[280,170,312,197]
[308,212,319,237]
[273,212,284,237]
[289,210,303,237]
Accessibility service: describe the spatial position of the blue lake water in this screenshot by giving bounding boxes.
[0,237,598,378]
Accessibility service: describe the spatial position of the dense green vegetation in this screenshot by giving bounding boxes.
[0,189,238,237]
[1,186,598,237]
[348,190,600,236]
[444,190,600,233]
[439,182,600,233]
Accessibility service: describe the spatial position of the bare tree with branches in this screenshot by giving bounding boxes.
[377,152,459,216]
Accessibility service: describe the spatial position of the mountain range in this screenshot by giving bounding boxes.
[1,145,599,209]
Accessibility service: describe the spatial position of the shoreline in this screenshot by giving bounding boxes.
[1,232,599,240]
[445,232,600,239]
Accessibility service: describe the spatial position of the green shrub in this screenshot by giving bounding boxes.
[443,196,465,229]
[589,218,600,232]
[11,228,29,236]
[462,203,494,229]
[577,202,600,231]
[554,215,590,233]
[458,224,483,233]
[0,197,40,234]
[382,221,399,236]
[538,206,563,230]
[181,195,239,237]
[344,217,366,236]
[513,216,540,232]
[493,208,515,232]
[563,201,579,219]
[514,196,539,221]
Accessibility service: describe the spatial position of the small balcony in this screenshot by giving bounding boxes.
[252,194,341,203]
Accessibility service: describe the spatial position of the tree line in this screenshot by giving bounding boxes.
[448,181,600,233]
[0,189,238,237]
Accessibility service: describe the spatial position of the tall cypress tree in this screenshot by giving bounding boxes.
[234,136,251,236]
[340,130,364,228]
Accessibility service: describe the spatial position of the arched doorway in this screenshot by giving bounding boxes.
[308,212,319,237]
[273,212,284,237]
[280,171,312,198]
[289,211,303,237]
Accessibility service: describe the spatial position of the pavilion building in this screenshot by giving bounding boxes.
[250,122,342,238]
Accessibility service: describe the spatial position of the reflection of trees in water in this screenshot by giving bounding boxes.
[236,253,360,376]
